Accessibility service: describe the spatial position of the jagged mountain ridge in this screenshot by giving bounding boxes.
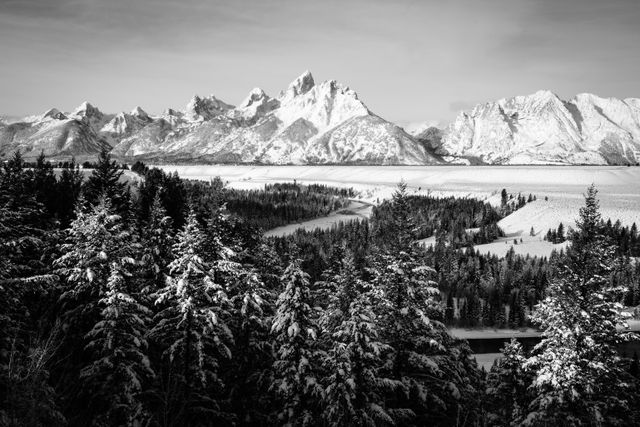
[437,90,640,165]
[2,79,639,165]
[0,71,439,165]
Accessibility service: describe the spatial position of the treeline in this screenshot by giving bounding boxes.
[544,219,640,257]
[544,222,567,244]
[371,194,504,247]
[18,158,129,170]
[500,188,535,216]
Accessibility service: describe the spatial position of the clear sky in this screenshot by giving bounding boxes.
[1,0,639,125]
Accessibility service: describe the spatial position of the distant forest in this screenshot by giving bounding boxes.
[2,150,639,426]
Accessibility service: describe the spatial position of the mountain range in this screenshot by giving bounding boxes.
[1,72,639,165]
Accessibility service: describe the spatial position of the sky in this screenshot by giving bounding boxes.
[1,0,639,125]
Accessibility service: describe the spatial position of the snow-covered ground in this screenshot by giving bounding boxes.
[158,165,640,255]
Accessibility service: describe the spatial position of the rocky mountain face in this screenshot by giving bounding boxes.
[0,71,439,165]
[437,90,640,165]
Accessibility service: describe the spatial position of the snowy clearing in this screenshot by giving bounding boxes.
[158,165,640,255]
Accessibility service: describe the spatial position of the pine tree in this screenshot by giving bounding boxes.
[371,182,482,425]
[271,259,322,425]
[54,196,140,425]
[321,251,393,426]
[501,189,508,210]
[227,269,275,425]
[83,148,129,216]
[30,151,58,217]
[523,185,636,425]
[56,157,84,227]
[556,222,565,243]
[79,262,154,426]
[445,292,455,325]
[140,193,174,291]
[149,210,233,426]
[485,339,529,426]
[0,152,63,426]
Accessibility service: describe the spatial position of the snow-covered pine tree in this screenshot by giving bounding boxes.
[226,269,276,425]
[80,262,154,426]
[83,148,129,217]
[371,181,483,425]
[0,151,51,281]
[203,196,236,267]
[30,151,58,217]
[485,339,529,426]
[523,185,637,426]
[0,152,64,426]
[140,192,174,291]
[321,250,393,426]
[54,196,141,424]
[149,210,233,425]
[55,157,84,228]
[271,259,323,426]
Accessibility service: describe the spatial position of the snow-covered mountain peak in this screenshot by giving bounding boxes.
[130,106,149,119]
[497,90,564,114]
[72,101,103,119]
[280,70,315,101]
[185,94,234,121]
[239,87,272,108]
[273,74,369,132]
[403,121,442,137]
[41,108,67,121]
[232,88,279,121]
[164,108,181,117]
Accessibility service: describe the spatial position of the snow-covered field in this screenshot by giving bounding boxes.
[159,165,640,256]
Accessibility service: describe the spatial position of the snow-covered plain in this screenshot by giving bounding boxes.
[159,165,640,257]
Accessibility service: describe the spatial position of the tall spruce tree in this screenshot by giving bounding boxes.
[140,192,174,291]
[226,269,275,425]
[485,339,529,426]
[83,148,129,216]
[523,185,636,425]
[149,210,233,426]
[56,157,84,227]
[0,152,64,426]
[30,151,58,217]
[321,250,393,426]
[271,259,323,426]
[79,262,154,427]
[371,182,483,425]
[54,196,140,425]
